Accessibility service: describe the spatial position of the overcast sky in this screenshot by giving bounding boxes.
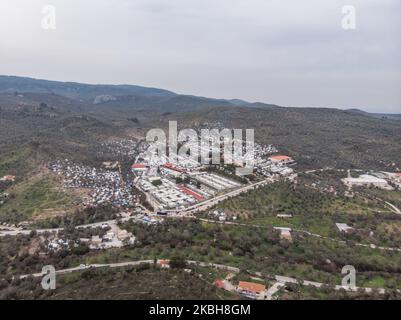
[0,0,400,113]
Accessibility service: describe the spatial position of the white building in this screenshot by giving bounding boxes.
[342,174,392,190]
[131,163,148,172]
[336,223,353,233]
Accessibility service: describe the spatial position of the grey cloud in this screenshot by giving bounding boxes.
[0,0,399,113]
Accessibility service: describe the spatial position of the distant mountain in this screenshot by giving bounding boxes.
[0,75,400,180]
[0,75,325,113]
[0,75,241,113]
[228,99,252,106]
[2,75,398,116]
[175,105,401,171]
[347,108,401,121]
[0,75,176,101]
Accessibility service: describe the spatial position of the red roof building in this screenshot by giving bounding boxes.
[0,175,15,182]
[158,259,170,268]
[163,163,185,173]
[268,155,294,164]
[178,185,205,201]
[214,279,225,289]
[237,281,266,299]
[131,163,147,171]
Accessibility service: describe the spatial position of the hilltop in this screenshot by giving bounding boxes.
[1,75,400,175]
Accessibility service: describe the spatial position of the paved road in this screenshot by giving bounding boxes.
[385,201,401,214]
[2,174,400,255]
[0,219,117,237]
[7,215,400,255]
[196,217,401,253]
[0,178,274,237]
[0,217,136,237]
[18,259,396,296]
[265,282,285,300]
[19,260,154,279]
[293,228,401,253]
[179,177,275,215]
[4,211,401,254]
[0,227,63,237]
[354,190,401,215]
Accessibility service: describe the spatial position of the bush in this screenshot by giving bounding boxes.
[169,255,187,269]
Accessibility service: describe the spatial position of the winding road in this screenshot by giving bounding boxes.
[18,259,397,296]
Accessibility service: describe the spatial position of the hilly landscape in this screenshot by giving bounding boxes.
[1,76,401,301]
[1,76,400,180]
[0,75,399,224]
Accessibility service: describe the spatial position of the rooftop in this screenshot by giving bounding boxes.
[131,163,146,169]
[238,281,266,293]
[0,175,16,181]
[269,155,292,161]
[164,163,185,173]
[336,223,353,232]
[158,259,170,266]
[214,279,225,289]
[344,174,387,183]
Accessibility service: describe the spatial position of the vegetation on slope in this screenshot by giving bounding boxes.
[0,265,234,300]
[0,175,79,223]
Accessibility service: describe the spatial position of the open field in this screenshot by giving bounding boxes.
[0,174,80,223]
[212,182,401,247]
[0,76,400,300]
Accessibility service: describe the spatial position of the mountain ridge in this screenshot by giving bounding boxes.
[2,75,396,115]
